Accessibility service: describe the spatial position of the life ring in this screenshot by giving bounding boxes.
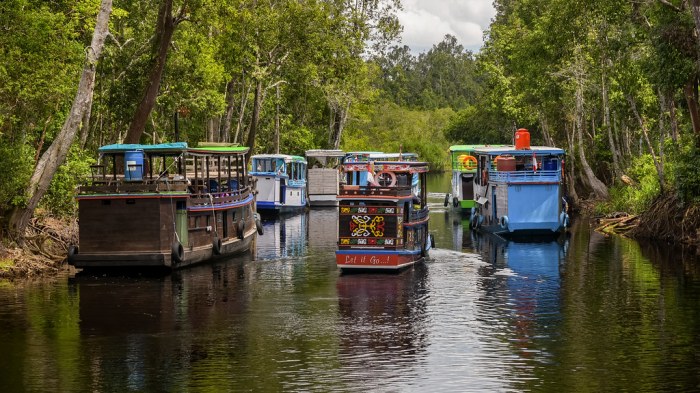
[171,241,184,263]
[459,155,477,170]
[237,219,245,239]
[212,237,222,255]
[376,171,397,187]
[499,215,509,229]
[255,215,264,235]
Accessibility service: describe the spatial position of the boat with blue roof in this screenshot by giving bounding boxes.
[250,154,308,214]
[67,142,262,269]
[470,129,570,236]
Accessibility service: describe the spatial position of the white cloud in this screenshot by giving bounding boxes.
[397,0,496,54]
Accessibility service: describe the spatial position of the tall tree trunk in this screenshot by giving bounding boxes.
[221,78,236,143]
[668,91,679,143]
[274,84,280,154]
[539,113,553,146]
[123,0,181,144]
[575,78,609,199]
[234,76,250,144]
[565,122,579,203]
[245,78,263,158]
[8,0,112,239]
[79,102,92,148]
[328,102,350,150]
[683,78,700,147]
[627,94,665,192]
[602,68,622,179]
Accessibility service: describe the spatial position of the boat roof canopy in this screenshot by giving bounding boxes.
[305,149,345,158]
[188,143,249,156]
[252,154,307,164]
[98,142,188,154]
[473,145,565,156]
[449,144,505,152]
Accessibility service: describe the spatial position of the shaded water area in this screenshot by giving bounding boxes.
[2,173,700,392]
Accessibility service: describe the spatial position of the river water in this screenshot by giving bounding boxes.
[1,174,700,392]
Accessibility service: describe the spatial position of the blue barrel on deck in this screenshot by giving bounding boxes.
[543,159,557,171]
[124,150,144,181]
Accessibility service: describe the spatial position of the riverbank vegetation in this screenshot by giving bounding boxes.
[1,0,700,274]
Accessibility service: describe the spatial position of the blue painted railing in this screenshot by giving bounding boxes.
[489,170,560,183]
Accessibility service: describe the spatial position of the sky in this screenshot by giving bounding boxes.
[397,0,496,54]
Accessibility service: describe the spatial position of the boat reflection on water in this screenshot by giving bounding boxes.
[473,232,568,362]
[336,264,429,379]
[255,213,307,260]
[307,208,338,252]
[69,257,253,391]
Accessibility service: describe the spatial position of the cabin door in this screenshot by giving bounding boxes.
[492,185,498,223]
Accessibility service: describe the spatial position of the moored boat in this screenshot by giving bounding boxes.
[446,144,503,213]
[305,149,345,207]
[68,142,261,269]
[336,157,433,271]
[250,154,308,214]
[471,129,570,236]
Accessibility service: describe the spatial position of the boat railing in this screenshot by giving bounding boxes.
[339,184,413,198]
[79,176,189,194]
[188,186,252,207]
[489,170,560,183]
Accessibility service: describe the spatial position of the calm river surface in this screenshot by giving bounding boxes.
[1,174,700,392]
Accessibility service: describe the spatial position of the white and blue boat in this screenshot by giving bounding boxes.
[471,131,570,235]
[250,154,308,214]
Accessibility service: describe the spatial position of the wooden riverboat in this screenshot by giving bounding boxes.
[336,158,433,271]
[446,144,503,213]
[67,142,262,269]
[471,129,570,236]
[250,154,308,214]
[305,149,345,207]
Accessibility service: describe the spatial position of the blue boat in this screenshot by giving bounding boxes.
[250,154,308,214]
[470,133,570,235]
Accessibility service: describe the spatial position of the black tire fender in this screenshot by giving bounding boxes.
[237,220,245,239]
[212,237,222,255]
[255,216,264,235]
[171,241,184,263]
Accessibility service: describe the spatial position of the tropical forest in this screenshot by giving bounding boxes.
[1,0,700,276]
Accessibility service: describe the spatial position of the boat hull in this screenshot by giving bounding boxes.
[70,194,257,269]
[336,249,423,271]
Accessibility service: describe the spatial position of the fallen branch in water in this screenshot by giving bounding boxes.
[595,212,639,236]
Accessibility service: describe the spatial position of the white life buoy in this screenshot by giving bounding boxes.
[376,171,397,187]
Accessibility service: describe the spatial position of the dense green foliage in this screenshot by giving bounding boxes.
[3,0,700,226]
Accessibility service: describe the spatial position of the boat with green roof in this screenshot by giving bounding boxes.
[446,144,503,213]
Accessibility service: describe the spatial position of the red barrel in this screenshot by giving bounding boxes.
[515,128,530,150]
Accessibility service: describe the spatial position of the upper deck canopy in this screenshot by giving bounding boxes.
[472,145,565,156]
[305,149,345,158]
[98,142,188,155]
[251,154,307,164]
[449,144,505,153]
[188,143,249,156]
